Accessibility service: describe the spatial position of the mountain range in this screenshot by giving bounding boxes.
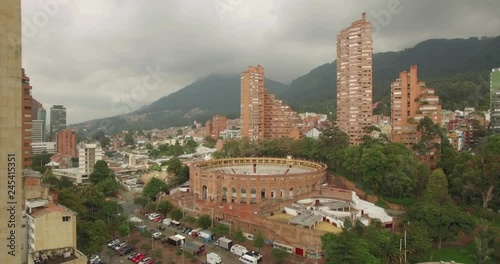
[74,36,500,132]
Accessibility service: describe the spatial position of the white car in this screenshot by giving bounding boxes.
[148,213,159,221]
[107,239,120,248]
[114,242,127,251]
[138,257,151,264]
[153,232,162,239]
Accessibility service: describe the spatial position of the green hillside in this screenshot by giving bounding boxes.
[74,36,500,131]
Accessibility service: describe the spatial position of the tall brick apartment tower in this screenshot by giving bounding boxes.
[240,65,301,140]
[336,12,373,145]
[391,65,441,161]
[205,114,228,139]
[56,129,77,157]
[22,68,33,168]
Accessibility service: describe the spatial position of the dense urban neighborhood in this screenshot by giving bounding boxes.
[2,1,500,264]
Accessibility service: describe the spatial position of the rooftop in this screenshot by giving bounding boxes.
[28,202,76,218]
[207,164,312,175]
[288,213,322,228]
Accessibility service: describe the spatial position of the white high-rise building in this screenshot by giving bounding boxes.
[78,143,103,174]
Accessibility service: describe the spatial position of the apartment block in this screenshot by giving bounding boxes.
[26,199,87,264]
[50,105,66,141]
[78,143,103,174]
[205,114,228,139]
[336,12,373,145]
[22,68,33,168]
[240,65,301,140]
[56,129,77,157]
[0,1,24,261]
[391,65,442,146]
[490,68,500,133]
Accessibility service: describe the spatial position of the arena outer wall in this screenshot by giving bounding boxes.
[189,157,327,204]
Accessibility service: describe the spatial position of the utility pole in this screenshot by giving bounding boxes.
[404,221,408,263]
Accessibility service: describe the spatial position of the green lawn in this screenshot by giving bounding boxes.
[428,243,495,264]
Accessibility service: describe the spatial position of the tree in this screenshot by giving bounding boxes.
[81,185,105,214]
[142,178,168,200]
[477,135,500,208]
[203,136,217,148]
[134,196,149,211]
[124,131,135,146]
[474,220,495,264]
[157,200,174,216]
[407,169,474,249]
[233,229,246,243]
[150,164,161,172]
[321,231,379,264]
[170,208,183,221]
[89,160,113,184]
[252,230,265,250]
[197,214,212,229]
[211,224,230,237]
[184,138,198,154]
[96,177,120,197]
[271,248,289,264]
[167,157,183,177]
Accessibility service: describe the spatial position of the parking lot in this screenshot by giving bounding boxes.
[98,213,241,264]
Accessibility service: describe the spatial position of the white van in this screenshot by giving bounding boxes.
[206,252,222,264]
[239,254,259,264]
[162,218,172,226]
[230,244,248,257]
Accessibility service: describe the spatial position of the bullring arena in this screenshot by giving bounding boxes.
[189,157,327,204]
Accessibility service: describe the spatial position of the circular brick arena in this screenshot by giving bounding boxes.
[190,157,327,204]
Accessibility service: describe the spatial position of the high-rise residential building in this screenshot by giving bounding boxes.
[78,143,103,174]
[56,129,77,157]
[31,120,44,143]
[37,107,47,140]
[391,65,442,146]
[50,105,66,141]
[336,12,373,145]
[489,68,500,133]
[0,0,24,261]
[240,65,301,140]
[31,97,42,120]
[22,68,33,168]
[205,114,228,139]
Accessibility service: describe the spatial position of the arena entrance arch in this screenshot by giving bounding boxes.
[202,185,208,200]
[261,188,266,200]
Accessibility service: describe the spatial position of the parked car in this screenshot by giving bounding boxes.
[153,232,162,240]
[114,242,127,251]
[139,257,152,264]
[133,254,146,263]
[120,245,133,256]
[154,216,164,222]
[127,252,139,260]
[107,239,120,248]
[148,213,160,221]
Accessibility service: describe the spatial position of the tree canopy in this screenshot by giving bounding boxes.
[142,177,168,200]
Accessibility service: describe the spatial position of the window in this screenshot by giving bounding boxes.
[62,216,71,222]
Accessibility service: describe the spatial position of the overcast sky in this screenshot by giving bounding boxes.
[21,0,500,124]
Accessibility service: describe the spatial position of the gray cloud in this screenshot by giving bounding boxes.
[21,0,500,123]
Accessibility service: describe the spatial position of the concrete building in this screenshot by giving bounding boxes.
[78,143,103,174]
[26,199,87,264]
[240,65,301,140]
[22,68,33,168]
[219,129,241,140]
[490,68,500,133]
[37,107,47,141]
[31,120,44,143]
[205,114,227,139]
[336,13,373,145]
[49,105,66,141]
[56,129,77,157]
[391,65,441,146]
[0,1,24,261]
[31,142,57,155]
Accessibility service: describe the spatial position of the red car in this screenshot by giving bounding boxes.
[132,254,145,263]
[153,216,163,222]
